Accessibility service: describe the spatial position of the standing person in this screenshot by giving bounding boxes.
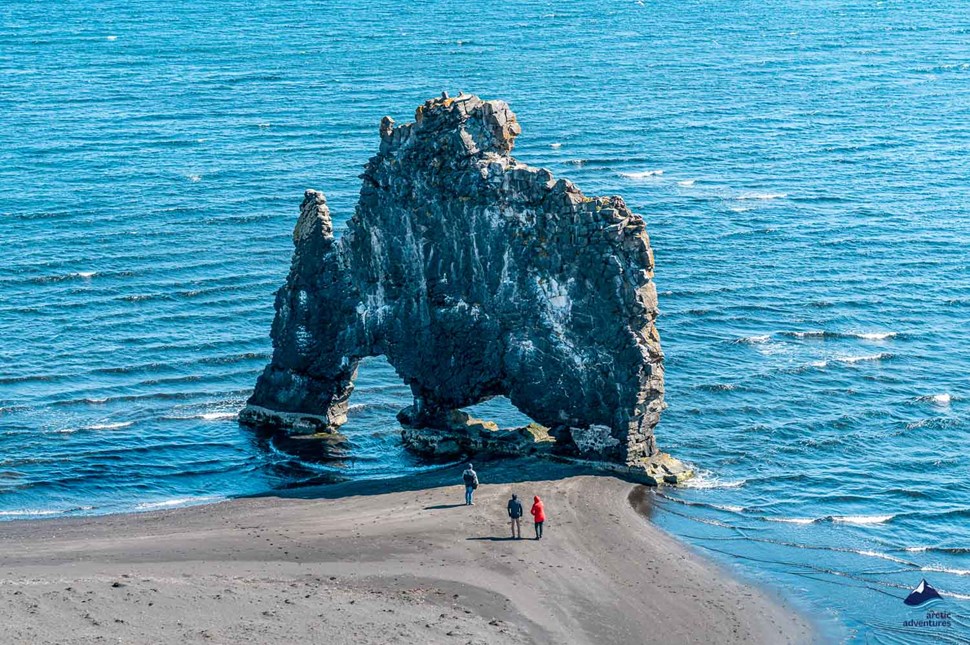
[507,494,523,539]
[462,463,478,505]
[530,495,545,539]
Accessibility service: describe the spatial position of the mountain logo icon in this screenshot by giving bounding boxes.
[903,579,943,606]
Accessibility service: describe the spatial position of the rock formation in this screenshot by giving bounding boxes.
[242,92,678,475]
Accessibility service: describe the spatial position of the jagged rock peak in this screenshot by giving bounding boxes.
[241,93,668,470]
[374,92,522,158]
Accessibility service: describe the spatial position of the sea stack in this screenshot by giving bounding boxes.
[241,93,685,481]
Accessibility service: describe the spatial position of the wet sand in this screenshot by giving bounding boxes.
[0,460,817,644]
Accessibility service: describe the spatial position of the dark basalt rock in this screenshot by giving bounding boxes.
[241,92,678,473]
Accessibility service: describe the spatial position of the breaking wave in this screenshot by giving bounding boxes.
[917,393,952,405]
[764,514,895,526]
[619,169,664,179]
[134,496,223,511]
[834,353,894,364]
[736,192,787,200]
[679,470,746,489]
[734,334,772,344]
[781,330,899,340]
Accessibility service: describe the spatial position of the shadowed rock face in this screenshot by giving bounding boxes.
[241,93,665,466]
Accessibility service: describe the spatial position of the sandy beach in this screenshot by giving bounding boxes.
[0,459,816,644]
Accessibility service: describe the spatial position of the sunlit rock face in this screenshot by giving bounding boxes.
[241,93,665,466]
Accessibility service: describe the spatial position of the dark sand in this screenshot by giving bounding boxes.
[0,460,817,644]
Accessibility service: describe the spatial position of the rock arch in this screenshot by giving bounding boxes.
[241,93,665,467]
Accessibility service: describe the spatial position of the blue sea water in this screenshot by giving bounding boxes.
[1,0,968,641]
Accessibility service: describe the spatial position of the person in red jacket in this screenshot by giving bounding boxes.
[530,495,545,540]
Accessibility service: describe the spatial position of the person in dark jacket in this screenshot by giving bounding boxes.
[462,463,478,505]
[507,494,523,539]
[531,495,545,539]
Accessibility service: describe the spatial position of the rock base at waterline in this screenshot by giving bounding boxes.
[397,408,692,486]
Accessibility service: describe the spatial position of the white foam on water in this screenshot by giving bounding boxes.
[923,566,970,576]
[918,393,952,406]
[809,360,829,368]
[550,142,562,148]
[106,35,117,41]
[830,514,894,525]
[737,192,788,200]
[85,421,134,430]
[854,550,911,564]
[677,179,696,187]
[770,517,816,525]
[680,469,746,489]
[0,509,62,517]
[135,496,221,511]
[187,174,201,182]
[835,353,893,364]
[619,169,664,179]
[857,332,896,340]
[736,334,771,344]
[200,411,236,421]
[905,546,929,552]
[75,271,97,279]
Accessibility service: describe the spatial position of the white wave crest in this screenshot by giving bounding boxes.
[922,566,970,576]
[918,393,952,406]
[830,514,893,525]
[677,179,696,187]
[550,142,562,149]
[201,411,237,421]
[619,169,664,179]
[854,550,911,564]
[770,517,816,525]
[0,509,61,517]
[680,470,745,489]
[736,334,771,344]
[857,332,896,340]
[135,496,221,511]
[835,353,893,364]
[737,192,788,200]
[86,421,134,430]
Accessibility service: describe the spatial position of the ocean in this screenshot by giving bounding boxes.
[1,0,968,642]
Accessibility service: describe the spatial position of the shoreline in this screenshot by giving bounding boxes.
[0,459,818,644]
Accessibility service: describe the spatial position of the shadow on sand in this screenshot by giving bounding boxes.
[240,456,657,521]
[243,457,603,502]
